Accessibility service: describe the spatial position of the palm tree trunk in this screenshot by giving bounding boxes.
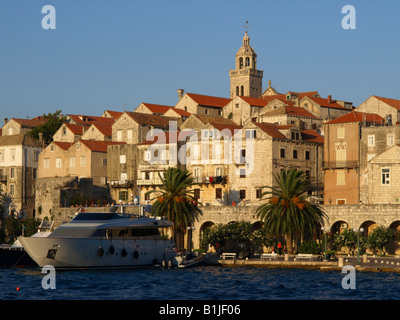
[286,233,293,254]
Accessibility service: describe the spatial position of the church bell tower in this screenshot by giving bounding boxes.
[229,29,263,99]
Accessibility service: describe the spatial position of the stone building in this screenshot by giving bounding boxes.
[0,134,43,217]
[2,117,46,136]
[359,124,400,204]
[356,95,400,124]
[52,123,87,143]
[174,92,231,118]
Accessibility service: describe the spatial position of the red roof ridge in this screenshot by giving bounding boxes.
[186,93,231,108]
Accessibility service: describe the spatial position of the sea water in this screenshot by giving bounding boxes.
[2,266,400,300]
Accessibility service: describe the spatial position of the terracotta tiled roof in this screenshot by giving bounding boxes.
[141,103,174,114]
[239,96,270,107]
[187,93,231,108]
[67,114,115,126]
[104,110,123,120]
[169,108,191,117]
[211,123,243,135]
[125,112,178,128]
[325,111,384,125]
[253,122,288,139]
[301,130,324,144]
[11,117,46,128]
[262,105,317,118]
[306,96,348,110]
[373,96,400,110]
[64,123,87,135]
[52,141,73,150]
[79,140,126,153]
[92,124,112,137]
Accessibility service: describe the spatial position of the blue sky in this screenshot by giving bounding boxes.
[1,0,399,122]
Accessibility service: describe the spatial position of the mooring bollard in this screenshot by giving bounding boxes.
[338,257,344,268]
[363,254,367,263]
[284,253,289,262]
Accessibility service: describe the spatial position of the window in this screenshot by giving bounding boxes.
[245,129,256,139]
[215,188,222,199]
[218,111,222,116]
[117,130,122,142]
[336,149,346,166]
[368,135,375,147]
[80,156,86,167]
[382,168,390,185]
[239,189,246,199]
[55,158,62,168]
[33,168,37,179]
[387,133,395,146]
[144,151,151,161]
[70,157,76,167]
[33,150,39,162]
[305,170,310,180]
[235,103,239,109]
[337,170,345,185]
[280,148,285,159]
[76,143,80,150]
[194,189,200,200]
[10,149,15,161]
[102,158,107,167]
[10,167,15,179]
[305,150,310,160]
[100,177,107,185]
[240,149,246,163]
[293,150,298,159]
[145,172,150,180]
[50,145,54,152]
[256,189,262,199]
[119,191,128,201]
[337,127,345,139]
[337,199,346,205]
[205,109,208,115]
[240,168,246,178]
[127,129,133,140]
[62,127,67,135]
[216,167,224,176]
[9,184,15,195]
[44,158,50,168]
[120,155,126,164]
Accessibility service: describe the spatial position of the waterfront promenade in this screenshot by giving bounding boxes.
[202,253,400,273]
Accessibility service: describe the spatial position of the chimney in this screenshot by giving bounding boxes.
[177,89,185,101]
[4,118,7,125]
[327,95,332,103]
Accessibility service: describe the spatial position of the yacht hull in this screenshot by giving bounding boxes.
[18,236,176,269]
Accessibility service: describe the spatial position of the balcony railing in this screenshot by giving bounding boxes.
[110,180,133,188]
[136,178,163,186]
[322,161,359,169]
[193,175,227,184]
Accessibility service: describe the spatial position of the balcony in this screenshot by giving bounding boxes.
[193,175,227,184]
[0,175,6,183]
[136,178,163,186]
[322,161,359,170]
[110,180,133,188]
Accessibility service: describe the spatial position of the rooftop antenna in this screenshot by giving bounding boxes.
[123,104,128,112]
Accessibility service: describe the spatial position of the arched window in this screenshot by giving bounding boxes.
[240,86,244,96]
[245,57,250,67]
[236,86,239,96]
[239,58,243,69]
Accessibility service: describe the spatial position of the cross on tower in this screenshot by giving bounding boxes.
[243,21,249,33]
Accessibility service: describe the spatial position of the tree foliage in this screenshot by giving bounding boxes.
[146,167,202,243]
[28,110,67,145]
[256,169,327,253]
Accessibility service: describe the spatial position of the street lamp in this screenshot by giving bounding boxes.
[321,226,329,261]
[353,227,365,267]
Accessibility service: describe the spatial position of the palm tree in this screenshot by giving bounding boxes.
[145,167,202,249]
[256,168,327,254]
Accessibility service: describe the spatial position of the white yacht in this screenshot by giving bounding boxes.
[18,212,177,269]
